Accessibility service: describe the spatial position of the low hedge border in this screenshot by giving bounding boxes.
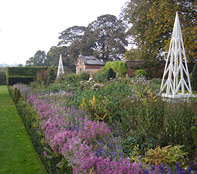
[8,87,70,174]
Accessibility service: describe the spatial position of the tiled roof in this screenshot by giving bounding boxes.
[79,55,105,65]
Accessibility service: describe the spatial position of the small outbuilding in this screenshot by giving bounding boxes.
[75,55,105,75]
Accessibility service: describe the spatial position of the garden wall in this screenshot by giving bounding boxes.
[126,61,195,79]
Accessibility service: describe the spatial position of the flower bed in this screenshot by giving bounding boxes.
[25,94,196,174]
[12,77,197,173]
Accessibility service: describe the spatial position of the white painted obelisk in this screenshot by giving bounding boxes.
[57,54,64,78]
[160,12,193,98]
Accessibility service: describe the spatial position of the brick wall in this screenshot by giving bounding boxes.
[76,64,104,75]
[126,61,142,77]
[126,61,165,78]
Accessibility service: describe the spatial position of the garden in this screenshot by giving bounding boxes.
[8,62,197,174]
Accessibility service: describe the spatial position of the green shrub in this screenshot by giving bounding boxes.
[142,145,187,167]
[94,62,128,82]
[104,61,128,77]
[7,76,35,86]
[149,78,162,92]
[79,72,89,80]
[0,68,6,85]
[191,126,197,145]
[93,69,107,82]
[47,66,57,85]
[134,69,147,77]
[80,95,112,122]
[65,73,80,83]
[13,88,22,104]
[122,134,158,156]
[191,63,197,91]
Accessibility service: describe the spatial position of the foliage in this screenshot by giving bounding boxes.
[13,87,22,104]
[129,97,196,154]
[58,26,86,46]
[105,61,128,76]
[14,96,72,173]
[106,68,116,80]
[13,84,31,98]
[142,145,187,167]
[47,66,57,85]
[191,126,197,146]
[7,66,48,77]
[134,69,147,77]
[191,63,197,91]
[6,66,48,85]
[122,135,158,158]
[80,95,112,122]
[46,46,76,73]
[12,72,197,172]
[7,76,34,86]
[37,70,49,85]
[36,67,58,87]
[82,14,128,60]
[78,71,90,80]
[93,61,128,82]
[149,78,162,92]
[121,0,196,62]
[0,68,6,85]
[63,72,89,84]
[26,50,47,66]
[44,76,196,162]
[27,95,115,173]
[93,68,108,82]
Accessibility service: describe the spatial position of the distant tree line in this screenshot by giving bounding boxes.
[26,14,128,72]
[26,0,196,72]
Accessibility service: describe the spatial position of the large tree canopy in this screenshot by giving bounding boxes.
[26,50,47,66]
[122,0,196,62]
[26,14,129,69]
[58,26,86,46]
[82,14,128,61]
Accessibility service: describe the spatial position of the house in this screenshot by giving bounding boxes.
[75,55,105,75]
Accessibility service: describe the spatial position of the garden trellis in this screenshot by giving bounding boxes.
[160,12,193,98]
[57,54,64,78]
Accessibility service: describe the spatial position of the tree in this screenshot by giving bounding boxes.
[56,26,88,71]
[121,0,196,62]
[58,26,86,46]
[82,14,128,61]
[46,46,74,72]
[26,50,47,66]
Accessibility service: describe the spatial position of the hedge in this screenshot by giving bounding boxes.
[0,69,6,85]
[8,87,66,173]
[6,67,48,85]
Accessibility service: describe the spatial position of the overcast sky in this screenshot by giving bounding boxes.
[0,0,127,65]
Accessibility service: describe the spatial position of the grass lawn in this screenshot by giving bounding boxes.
[0,86,46,174]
